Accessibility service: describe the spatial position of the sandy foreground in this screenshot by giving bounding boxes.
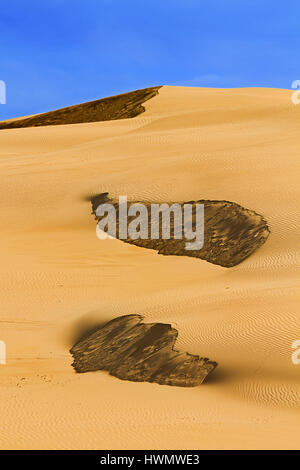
[0,86,299,450]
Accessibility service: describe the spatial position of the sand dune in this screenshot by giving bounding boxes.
[0,86,299,449]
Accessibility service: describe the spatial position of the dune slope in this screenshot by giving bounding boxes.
[0,86,299,450]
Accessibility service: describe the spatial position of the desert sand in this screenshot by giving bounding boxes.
[0,86,299,449]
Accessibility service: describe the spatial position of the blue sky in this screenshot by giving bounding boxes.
[0,0,298,120]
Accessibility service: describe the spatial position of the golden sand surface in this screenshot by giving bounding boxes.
[0,86,299,449]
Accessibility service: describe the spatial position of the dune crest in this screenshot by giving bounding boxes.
[0,86,162,129]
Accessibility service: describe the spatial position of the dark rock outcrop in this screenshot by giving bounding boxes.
[70,315,217,387]
[91,192,270,268]
[0,86,162,129]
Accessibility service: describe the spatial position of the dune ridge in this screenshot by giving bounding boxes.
[0,86,162,129]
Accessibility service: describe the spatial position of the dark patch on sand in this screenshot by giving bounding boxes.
[70,314,217,387]
[91,192,270,268]
[0,87,162,129]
